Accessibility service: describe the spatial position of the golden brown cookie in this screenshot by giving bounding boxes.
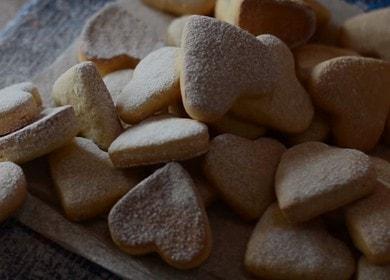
[52,62,123,150]
[345,182,390,265]
[0,106,79,164]
[276,142,376,223]
[245,204,355,280]
[79,3,162,75]
[340,8,390,60]
[356,256,390,280]
[0,162,27,223]
[302,0,330,31]
[287,113,330,145]
[142,0,215,16]
[370,156,390,187]
[215,0,316,48]
[109,116,209,168]
[117,47,180,124]
[108,162,212,269]
[307,56,390,151]
[204,134,286,220]
[166,15,191,47]
[103,69,133,104]
[49,137,140,221]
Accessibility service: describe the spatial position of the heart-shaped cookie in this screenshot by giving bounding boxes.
[142,0,215,16]
[245,204,355,280]
[276,142,376,223]
[117,47,181,124]
[108,162,212,269]
[49,137,140,221]
[79,3,163,75]
[204,134,286,220]
[181,16,313,131]
[52,61,123,150]
[0,106,79,164]
[215,0,316,48]
[109,115,209,168]
[0,162,27,223]
[166,15,191,47]
[307,56,390,151]
[103,69,133,104]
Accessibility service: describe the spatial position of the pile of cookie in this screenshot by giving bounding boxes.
[1,0,389,278]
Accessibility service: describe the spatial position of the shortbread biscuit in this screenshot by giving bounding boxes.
[308,56,390,151]
[0,162,28,223]
[245,204,355,280]
[142,0,215,16]
[0,106,79,164]
[215,0,316,48]
[109,116,209,167]
[204,134,286,220]
[340,8,390,60]
[357,256,390,280]
[293,44,359,83]
[0,84,41,136]
[181,16,313,133]
[276,142,376,223]
[52,62,123,150]
[370,157,390,187]
[49,137,140,221]
[287,113,330,145]
[302,0,330,31]
[108,162,212,269]
[2,82,42,106]
[103,69,133,104]
[79,3,162,75]
[117,47,180,124]
[166,15,190,47]
[345,182,390,264]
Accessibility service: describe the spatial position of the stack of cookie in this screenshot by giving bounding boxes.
[1,0,389,279]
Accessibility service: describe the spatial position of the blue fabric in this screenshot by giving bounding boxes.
[345,0,390,10]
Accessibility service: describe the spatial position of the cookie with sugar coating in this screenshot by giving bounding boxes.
[287,113,330,145]
[0,83,41,136]
[49,137,140,221]
[108,162,212,269]
[340,8,390,61]
[276,142,376,223]
[103,69,133,104]
[166,15,191,47]
[307,56,390,151]
[0,106,79,164]
[142,0,215,16]
[245,204,355,280]
[52,61,123,150]
[181,16,313,132]
[108,115,209,168]
[0,162,27,223]
[204,134,286,220]
[2,82,42,106]
[345,182,390,265]
[215,0,316,48]
[117,47,180,124]
[356,256,390,280]
[79,3,162,75]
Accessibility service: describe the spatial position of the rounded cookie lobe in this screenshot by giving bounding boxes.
[108,162,212,269]
[166,15,191,47]
[0,106,79,164]
[356,256,390,280]
[142,0,215,16]
[103,69,133,104]
[0,162,27,223]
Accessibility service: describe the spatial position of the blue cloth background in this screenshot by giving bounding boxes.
[346,0,390,10]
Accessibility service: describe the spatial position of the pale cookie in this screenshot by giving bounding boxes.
[0,84,41,136]
[210,114,267,140]
[340,8,390,60]
[181,16,313,133]
[293,44,359,83]
[52,62,123,150]
[245,204,355,280]
[2,82,42,106]
[79,3,162,75]
[166,15,191,47]
[0,162,27,223]
[117,47,181,124]
[370,157,390,188]
[287,113,330,145]
[345,182,390,264]
[103,69,133,104]
[215,0,316,48]
[357,256,390,280]
[109,116,209,168]
[108,162,212,269]
[230,34,314,133]
[275,141,376,223]
[49,137,140,221]
[204,134,286,220]
[308,56,390,151]
[0,106,79,164]
[142,0,215,16]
